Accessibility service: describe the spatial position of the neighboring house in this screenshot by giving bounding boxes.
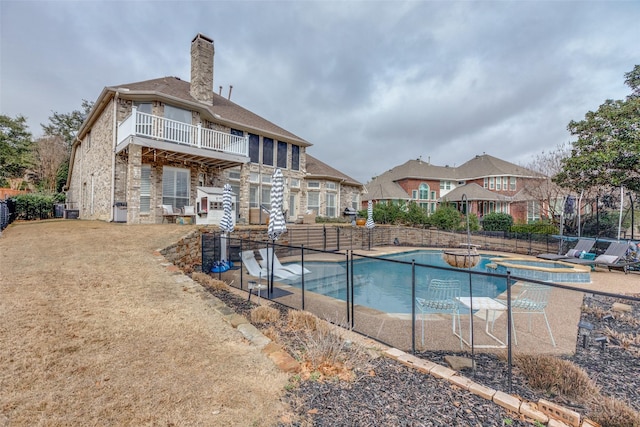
[363,154,546,224]
[304,154,362,219]
[65,34,362,224]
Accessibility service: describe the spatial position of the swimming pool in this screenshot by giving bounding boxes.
[282,250,591,314]
[285,250,505,314]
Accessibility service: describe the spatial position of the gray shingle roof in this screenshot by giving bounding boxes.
[109,76,310,146]
[439,183,510,202]
[363,154,545,202]
[305,154,362,187]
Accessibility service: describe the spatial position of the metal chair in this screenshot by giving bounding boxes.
[415,279,462,348]
[504,282,556,347]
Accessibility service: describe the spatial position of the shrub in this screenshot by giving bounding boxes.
[191,272,228,291]
[588,395,640,427]
[287,310,320,332]
[12,192,64,220]
[482,212,513,232]
[250,305,280,324]
[430,204,462,230]
[510,220,557,235]
[513,354,599,399]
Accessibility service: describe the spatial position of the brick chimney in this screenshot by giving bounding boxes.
[190,34,214,105]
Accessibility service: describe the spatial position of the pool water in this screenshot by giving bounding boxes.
[286,250,506,314]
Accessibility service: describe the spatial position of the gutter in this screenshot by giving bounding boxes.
[109,91,119,222]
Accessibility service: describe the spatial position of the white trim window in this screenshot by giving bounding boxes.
[290,178,300,188]
[162,166,190,210]
[527,200,541,223]
[140,165,151,213]
[326,181,336,190]
[307,181,320,189]
[307,191,320,214]
[326,193,336,217]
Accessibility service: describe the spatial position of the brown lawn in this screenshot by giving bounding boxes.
[0,220,290,426]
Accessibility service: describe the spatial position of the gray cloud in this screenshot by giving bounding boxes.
[1,0,638,184]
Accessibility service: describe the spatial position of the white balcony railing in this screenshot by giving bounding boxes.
[117,107,249,157]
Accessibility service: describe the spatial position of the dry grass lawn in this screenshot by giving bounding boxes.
[0,220,290,426]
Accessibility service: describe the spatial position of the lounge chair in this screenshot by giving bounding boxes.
[258,247,310,276]
[537,239,595,261]
[241,250,297,281]
[564,241,635,272]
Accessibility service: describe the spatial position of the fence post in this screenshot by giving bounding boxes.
[506,271,513,393]
[301,245,305,310]
[411,260,416,354]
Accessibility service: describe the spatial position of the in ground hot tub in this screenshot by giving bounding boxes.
[487,257,591,283]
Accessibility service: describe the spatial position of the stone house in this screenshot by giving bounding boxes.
[363,154,547,224]
[65,33,362,224]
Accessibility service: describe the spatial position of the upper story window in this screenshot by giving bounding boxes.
[249,134,259,163]
[440,181,451,190]
[489,177,495,190]
[412,190,418,199]
[510,177,516,190]
[231,128,243,137]
[291,145,300,171]
[290,178,300,188]
[496,177,502,191]
[164,105,191,124]
[249,172,259,183]
[326,182,336,190]
[135,102,152,114]
[419,183,430,200]
[307,181,320,189]
[262,174,272,184]
[277,141,287,169]
[484,178,488,188]
[263,138,274,166]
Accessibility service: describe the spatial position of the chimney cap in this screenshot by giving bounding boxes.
[192,33,213,44]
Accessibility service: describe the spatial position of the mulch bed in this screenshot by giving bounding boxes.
[209,287,639,426]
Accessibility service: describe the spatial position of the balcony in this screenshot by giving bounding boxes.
[116,107,249,168]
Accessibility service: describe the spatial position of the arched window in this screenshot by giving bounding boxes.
[419,183,430,200]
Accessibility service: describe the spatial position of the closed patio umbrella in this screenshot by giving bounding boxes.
[366,200,375,250]
[219,183,234,263]
[267,169,287,293]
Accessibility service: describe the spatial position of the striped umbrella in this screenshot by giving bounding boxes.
[220,184,234,233]
[268,169,287,240]
[366,200,375,229]
[219,183,234,263]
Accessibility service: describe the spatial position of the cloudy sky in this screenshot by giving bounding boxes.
[1,1,638,184]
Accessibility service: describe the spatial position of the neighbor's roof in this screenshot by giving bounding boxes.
[305,154,362,187]
[439,183,510,202]
[362,155,545,201]
[79,76,310,146]
[456,154,543,180]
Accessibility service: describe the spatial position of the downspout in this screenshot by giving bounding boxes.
[109,91,119,222]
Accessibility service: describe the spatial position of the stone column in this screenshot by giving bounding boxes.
[127,144,142,224]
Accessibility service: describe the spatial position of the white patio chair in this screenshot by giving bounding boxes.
[501,282,556,347]
[415,279,462,348]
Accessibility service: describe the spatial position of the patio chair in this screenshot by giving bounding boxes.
[500,282,555,347]
[537,239,595,261]
[162,204,180,223]
[415,279,462,348]
[241,250,297,281]
[258,247,310,276]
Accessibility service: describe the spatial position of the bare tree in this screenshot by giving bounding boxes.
[34,135,67,193]
[523,143,570,224]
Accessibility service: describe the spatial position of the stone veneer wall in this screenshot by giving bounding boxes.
[67,98,116,220]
